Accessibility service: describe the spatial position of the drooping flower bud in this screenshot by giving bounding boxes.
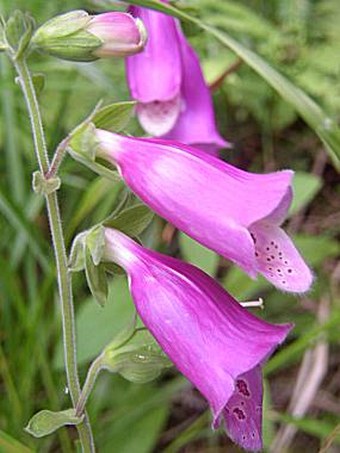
[32,10,147,62]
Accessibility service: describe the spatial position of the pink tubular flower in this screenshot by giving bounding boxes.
[126,6,228,154]
[103,227,293,452]
[95,130,313,293]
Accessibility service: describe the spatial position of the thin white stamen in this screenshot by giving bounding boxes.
[240,298,264,309]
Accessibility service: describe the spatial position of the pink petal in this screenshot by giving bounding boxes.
[126,7,182,103]
[223,366,263,452]
[250,222,313,292]
[161,26,229,150]
[136,94,182,136]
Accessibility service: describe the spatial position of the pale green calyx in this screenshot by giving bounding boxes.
[102,328,171,384]
[32,10,102,62]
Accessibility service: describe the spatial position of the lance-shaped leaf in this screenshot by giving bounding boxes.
[104,203,154,238]
[25,409,83,438]
[92,101,136,132]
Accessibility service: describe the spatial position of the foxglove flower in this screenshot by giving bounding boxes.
[32,10,147,62]
[126,6,228,154]
[95,130,313,293]
[103,227,293,451]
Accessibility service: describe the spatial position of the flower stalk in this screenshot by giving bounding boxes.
[11,57,95,452]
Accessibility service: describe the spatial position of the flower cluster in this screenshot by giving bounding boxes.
[54,4,313,451]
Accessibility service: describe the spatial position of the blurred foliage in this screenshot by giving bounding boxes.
[0,0,340,452]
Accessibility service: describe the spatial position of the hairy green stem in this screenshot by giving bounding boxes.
[12,57,95,452]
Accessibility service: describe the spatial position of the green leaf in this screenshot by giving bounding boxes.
[93,101,136,132]
[32,73,45,96]
[289,172,322,215]
[25,409,83,438]
[104,203,154,238]
[85,249,108,307]
[179,232,219,276]
[0,430,34,453]
[127,0,340,169]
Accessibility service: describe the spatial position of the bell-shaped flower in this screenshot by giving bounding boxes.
[95,130,313,293]
[102,227,293,452]
[126,6,228,154]
[32,10,147,62]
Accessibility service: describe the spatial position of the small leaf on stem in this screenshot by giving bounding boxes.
[25,409,84,438]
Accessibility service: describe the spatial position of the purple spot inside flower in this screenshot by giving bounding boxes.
[236,379,250,397]
[233,407,246,420]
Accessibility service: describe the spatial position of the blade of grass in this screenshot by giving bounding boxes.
[0,56,25,203]
[0,188,50,271]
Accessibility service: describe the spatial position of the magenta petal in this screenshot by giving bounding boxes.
[161,26,229,150]
[96,130,295,278]
[136,94,182,136]
[104,228,292,425]
[250,222,313,292]
[223,366,263,452]
[126,7,182,103]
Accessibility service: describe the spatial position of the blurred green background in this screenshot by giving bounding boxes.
[0,0,339,451]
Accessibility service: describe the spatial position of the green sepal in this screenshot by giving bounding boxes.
[5,10,35,57]
[69,231,87,272]
[68,121,120,182]
[102,328,172,384]
[85,248,108,307]
[33,31,102,62]
[93,101,136,132]
[32,11,91,41]
[104,203,154,238]
[86,225,106,266]
[32,171,60,195]
[25,409,83,438]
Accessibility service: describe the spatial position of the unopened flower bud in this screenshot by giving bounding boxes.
[32,10,147,62]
